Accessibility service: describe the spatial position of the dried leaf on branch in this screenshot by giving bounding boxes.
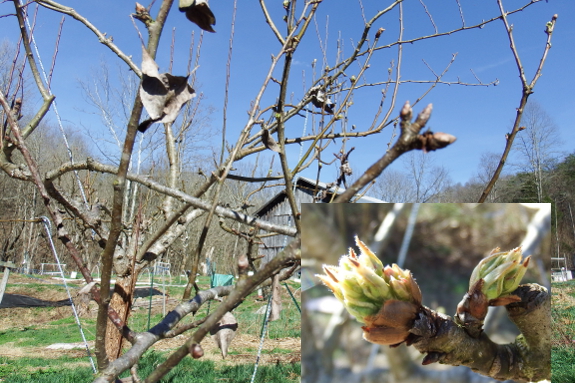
[138,46,196,132]
[179,0,216,32]
[309,86,335,114]
[210,311,238,359]
[262,128,281,153]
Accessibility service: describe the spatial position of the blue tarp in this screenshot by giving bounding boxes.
[207,260,234,287]
[211,273,234,288]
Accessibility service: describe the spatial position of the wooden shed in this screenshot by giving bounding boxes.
[253,177,384,266]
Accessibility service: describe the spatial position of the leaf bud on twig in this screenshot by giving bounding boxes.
[432,132,456,146]
[457,247,529,329]
[417,132,457,153]
[237,254,249,278]
[400,100,412,121]
[414,103,433,127]
[317,237,423,346]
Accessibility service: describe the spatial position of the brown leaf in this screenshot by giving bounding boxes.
[309,86,335,114]
[179,0,216,32]
[365,299,418,329]
[210,311,238,359]
[362,324,410,346]
[262,128,281,153]
[138,46,196,132]
[489,294,522,306]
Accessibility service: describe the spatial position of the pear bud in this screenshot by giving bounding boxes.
[317,237,422,346]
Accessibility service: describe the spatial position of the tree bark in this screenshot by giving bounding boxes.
[410,283,550,382]
[105,273,137,360]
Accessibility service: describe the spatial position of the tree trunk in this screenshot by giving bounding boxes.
[105,274,136,360]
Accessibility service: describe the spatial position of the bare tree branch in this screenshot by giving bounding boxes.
[478,8,557,202]
[35,0,141,76]
[334,102,455,202]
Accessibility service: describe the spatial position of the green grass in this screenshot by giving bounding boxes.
[0,283,300,346]
[0,355,94,382]
[228,347,293,355]
[552,281,575,383]
[0,352,301,383]
[129,279,301,339]
[1,275,300,382]
[0,320,96,347]
[552,348,575,383]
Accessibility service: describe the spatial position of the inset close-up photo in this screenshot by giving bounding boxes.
[302,203,551,383]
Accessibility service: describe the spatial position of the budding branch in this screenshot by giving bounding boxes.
[410,284,550,382]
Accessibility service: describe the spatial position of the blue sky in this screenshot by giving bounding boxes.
[1,0,573,187]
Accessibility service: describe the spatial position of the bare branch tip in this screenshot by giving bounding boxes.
[414,104,433,127]
[434,132,456,145]
[400,100,412,120]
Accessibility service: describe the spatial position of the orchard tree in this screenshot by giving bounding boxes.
[0,0,557,382]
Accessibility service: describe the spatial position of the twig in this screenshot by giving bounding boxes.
[259,0,285,45]
[220,0,238,164]
[469,68,483,84]
[334,102,455,202]
[421,58,438,78]
[418,0,437,34]
[35,0,141,76]
[169,27,175,73]
[478,6,557,202]
[374,2,404,131]
[43,159,297,237]
[129,14,146,47]
[357,0,366,24]
[141,238,301,383]
[47,15,64,90]
[454,0,465,27]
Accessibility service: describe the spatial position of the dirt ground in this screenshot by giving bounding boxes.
[0,273,79,331]
[152,334,301,365]
[0,272,301,366]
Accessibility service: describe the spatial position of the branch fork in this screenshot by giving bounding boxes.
[410,284,550,382]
